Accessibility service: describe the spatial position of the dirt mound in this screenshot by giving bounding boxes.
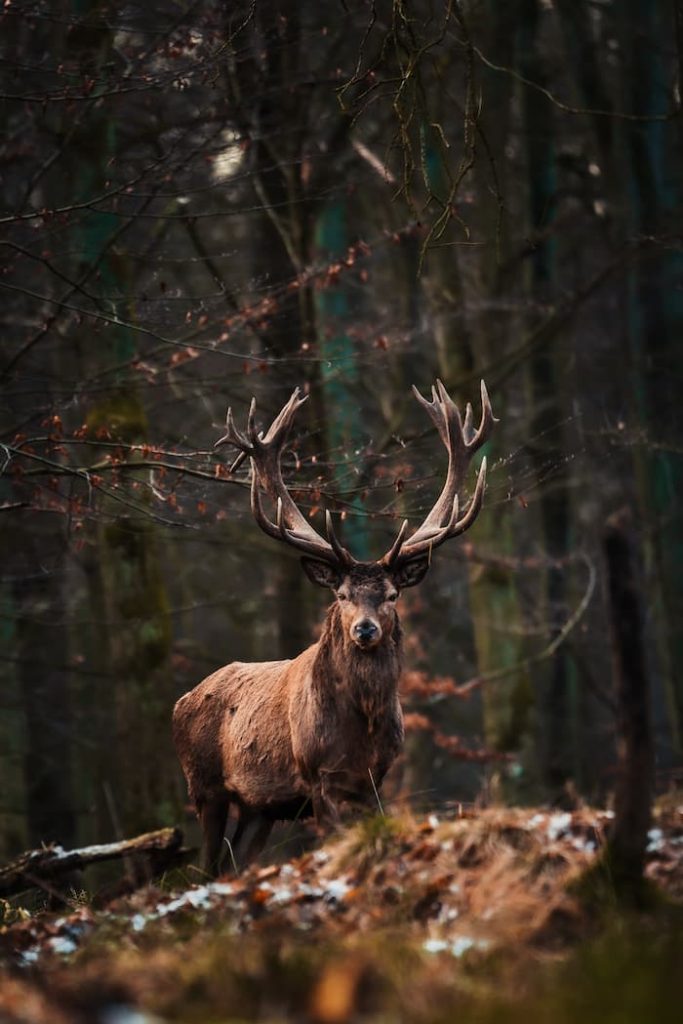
[1,805,681,1023]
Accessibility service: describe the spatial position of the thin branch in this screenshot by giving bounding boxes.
[466,35,677,122]
[449,552,597,699]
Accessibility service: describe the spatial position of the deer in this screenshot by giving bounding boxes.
[172,380,495,874]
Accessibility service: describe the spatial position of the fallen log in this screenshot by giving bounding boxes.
[0,827,188,899]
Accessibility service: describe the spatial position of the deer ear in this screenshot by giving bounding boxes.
[392,557,430,590]
[301,557,341,590]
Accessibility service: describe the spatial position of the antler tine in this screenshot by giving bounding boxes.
[215,405,251,451]
[410,382,435,415]
[251,475,336,561]
[391,458,488,564]
[262,388,308,446]
[246,397,258,443]
[381,518,410,568]
[463,402,474,442]
[228,450,248,475]
[412,379,464,450]
[325,510,353,566]
[450,456,487,534]
[467,380,495,452]
[225,389,353,567]
[381,380,494,569]
[276,496,286,537]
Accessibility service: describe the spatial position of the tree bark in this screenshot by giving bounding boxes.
[603,509,652,894]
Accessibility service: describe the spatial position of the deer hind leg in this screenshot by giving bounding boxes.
[228,811,273,872]
[243,816,274,866]
[199,795,229,877]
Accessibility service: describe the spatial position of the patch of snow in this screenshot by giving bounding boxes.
[45,840,126,861]
[422,936,490,958]
[209,881,235,896]
[48,935,78,956]
[269,887,294,905]
[647,828,664,853]
[423,938,450,954]
[127,881,235,932]
[36,844,66,860]
[451,936,490,958]
[324,877,352,902]
[18,946,40,966]
[571,836,596,853]
[526,813,545,830]
[428,814,440,829]
[101,1006,163,1024]
[298,883,324,899]
[451,937,477,957]
[313,850,330,865]
[547,813,572,842]
[280,864,295,878]
[157,886,213,917]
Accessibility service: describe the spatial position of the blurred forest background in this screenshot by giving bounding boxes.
[1,0,681,863]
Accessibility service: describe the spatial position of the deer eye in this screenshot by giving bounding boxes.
[386,592,398,602]
[337,592,349,602]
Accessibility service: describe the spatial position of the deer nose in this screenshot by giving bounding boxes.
[352,619,379,644]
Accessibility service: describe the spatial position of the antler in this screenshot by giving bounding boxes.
[382,379,495,569]
[215,389,354,568]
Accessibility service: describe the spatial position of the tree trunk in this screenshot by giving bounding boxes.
[518,0,574,801]
[603,510,652,896]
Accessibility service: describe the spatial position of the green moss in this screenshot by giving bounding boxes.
[338,813,407,877]
[86,392,148,443]
[497,672,534,752]
[354,812,403,846]
[101,520,171,673]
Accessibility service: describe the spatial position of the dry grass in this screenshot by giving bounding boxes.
[0,803,681,1023]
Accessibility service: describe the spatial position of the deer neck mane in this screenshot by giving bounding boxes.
[312,603,403,723]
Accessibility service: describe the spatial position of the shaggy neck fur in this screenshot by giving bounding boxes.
[313,603,403,725]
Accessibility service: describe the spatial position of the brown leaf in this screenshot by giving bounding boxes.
[310,959,363,1024]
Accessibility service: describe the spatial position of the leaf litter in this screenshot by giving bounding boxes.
[0,804,681,1023]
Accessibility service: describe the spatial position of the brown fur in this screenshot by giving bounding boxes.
[176,381,494,873]
[172,566,405,873]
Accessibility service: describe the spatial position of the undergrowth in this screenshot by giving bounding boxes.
[1,804,680,1024]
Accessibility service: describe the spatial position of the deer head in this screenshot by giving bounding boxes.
[216,380,495,650]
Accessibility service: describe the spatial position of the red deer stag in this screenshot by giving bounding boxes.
[173,380,495,873]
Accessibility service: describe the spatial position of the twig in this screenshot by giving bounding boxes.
[368,768,385,818]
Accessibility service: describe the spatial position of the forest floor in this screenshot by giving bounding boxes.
[0,802,681,1024]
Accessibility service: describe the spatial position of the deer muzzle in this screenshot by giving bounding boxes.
[351,617,381,649]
